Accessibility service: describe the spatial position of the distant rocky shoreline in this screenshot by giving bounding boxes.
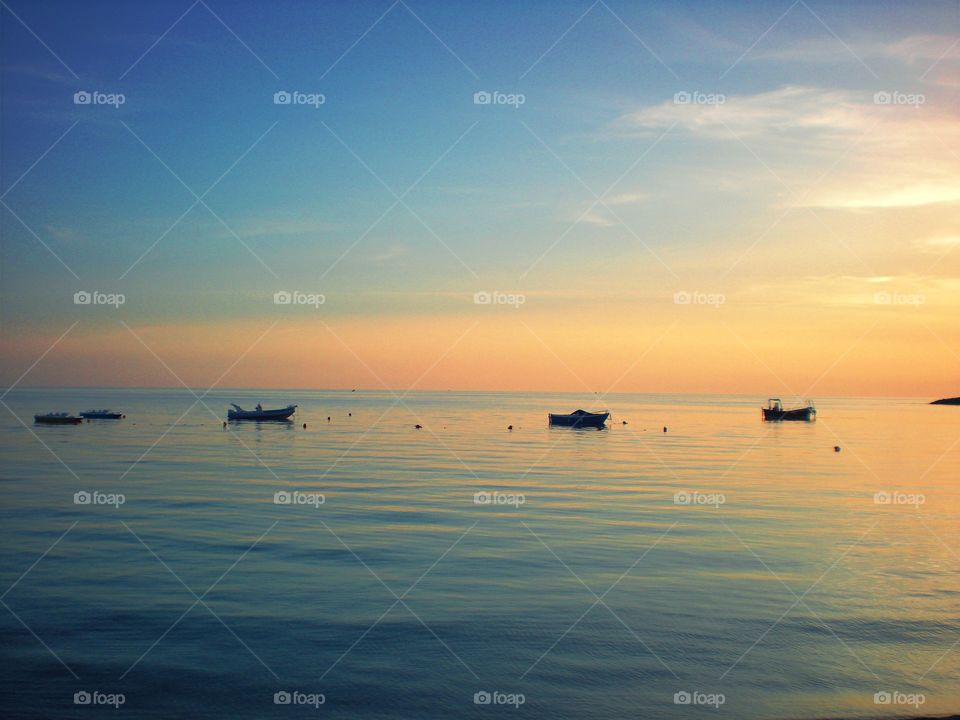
[930,396,960,405]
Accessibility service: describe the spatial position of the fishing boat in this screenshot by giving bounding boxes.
[34,412,83,425]
[762,398,816,422]
[79,409,123,419]
[227,403,297,421]
[548,409,610,428]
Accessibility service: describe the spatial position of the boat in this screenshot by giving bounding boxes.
[79,409,123,419]
[34,412,83,425]
[762,398,816,422]
[548,409,610,428]
[227,403,297,421]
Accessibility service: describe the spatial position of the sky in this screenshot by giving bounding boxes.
[1,0,958,397]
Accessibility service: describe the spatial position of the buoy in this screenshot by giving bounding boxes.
[348,412,352,417]
[508,425,513,431]
[415,424,423,429]
[222,421,226,429]
[622,420,627,425]
[834,446,840,452]
[663,426,668,433]
[303,423,307,429]
[327,416,331,422]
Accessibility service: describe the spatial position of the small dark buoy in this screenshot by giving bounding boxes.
[415,424,423,429]
[348,412,352,417]
[327,416,331,422]
[303,423,307,429]
[622,420,627,425]
[834,446,840,452]
[222,421,226,429]
[122,415,126,419]
[508,425,513,431]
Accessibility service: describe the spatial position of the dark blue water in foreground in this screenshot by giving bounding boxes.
[1,389,958,718]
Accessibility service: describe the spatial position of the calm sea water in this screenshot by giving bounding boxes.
[1,389,957,719]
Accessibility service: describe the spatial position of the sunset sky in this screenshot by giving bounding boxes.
[1,0,958,396]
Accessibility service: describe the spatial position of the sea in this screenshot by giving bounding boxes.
[1,388,957,719]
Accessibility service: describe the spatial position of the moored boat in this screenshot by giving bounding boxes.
[35,412,83,425]
[762,398,816,422]
[548,409,610,428]
[227,403,297,421]
[80,409,123,419]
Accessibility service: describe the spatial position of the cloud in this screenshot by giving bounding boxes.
[605,191,650,206]
[747,33,960,66]
[234,214,338,238]
[615,86,960,210]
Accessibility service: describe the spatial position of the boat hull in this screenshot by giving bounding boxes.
[80,412,122,419]
[35,415,83,425]
[762,407,815,422]
[549,411,610,428]
[227,405,297,421]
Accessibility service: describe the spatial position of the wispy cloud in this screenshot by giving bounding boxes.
[615,85,960,210]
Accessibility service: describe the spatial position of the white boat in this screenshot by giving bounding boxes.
[227,403,297,421]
